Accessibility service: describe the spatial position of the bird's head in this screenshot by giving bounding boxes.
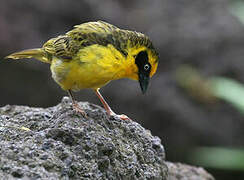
[134,49,158,94]
[125,33,159,94]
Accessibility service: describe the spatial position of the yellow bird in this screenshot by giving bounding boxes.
[5,21,159,120]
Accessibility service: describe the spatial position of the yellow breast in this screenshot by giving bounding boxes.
[50,44,137,91]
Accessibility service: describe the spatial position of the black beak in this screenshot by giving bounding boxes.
[139,73,150,94]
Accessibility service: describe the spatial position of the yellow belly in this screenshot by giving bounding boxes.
[50,44,138,91]
[50,58,114,90]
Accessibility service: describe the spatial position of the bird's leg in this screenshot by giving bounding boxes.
[94,89,130,120]
[67,90,87,117]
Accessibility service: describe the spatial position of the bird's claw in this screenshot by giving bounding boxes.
[117,114,131,120]
[109,112,131,120]
[72,103,87,118]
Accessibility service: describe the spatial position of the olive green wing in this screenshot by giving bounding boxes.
[43,35,80,60]
[42,21,119,61]
[66,21,118,48]
[66,21,129,56]
[71,21,119,34]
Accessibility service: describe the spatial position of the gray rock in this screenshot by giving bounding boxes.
[0,97,213,179]
[166,162,214,180]
[0,97,167,179]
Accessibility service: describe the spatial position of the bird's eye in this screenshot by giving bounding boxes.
[144,64,150,71]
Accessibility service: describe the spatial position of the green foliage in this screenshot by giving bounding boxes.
[229,0,244,24]
[190,147,244,171]
[176,67,244,172]
[176,65,244,113]
[211,77,244,113]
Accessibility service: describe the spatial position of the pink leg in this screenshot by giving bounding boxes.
[94,89,130,120]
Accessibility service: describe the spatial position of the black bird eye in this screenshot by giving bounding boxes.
[144,64,150,71]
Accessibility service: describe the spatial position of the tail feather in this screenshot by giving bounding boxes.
[5,48,50,63]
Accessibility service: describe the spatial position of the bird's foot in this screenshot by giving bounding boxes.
[72,102,87,118]
[93,89,130,120]
[109,112,131,120]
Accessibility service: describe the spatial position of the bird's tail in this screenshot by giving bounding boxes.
[5,48,51,63]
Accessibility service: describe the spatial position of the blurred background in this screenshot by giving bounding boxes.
[1,0,244,179]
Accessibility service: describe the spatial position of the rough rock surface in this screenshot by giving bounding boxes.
[166,162,214,180]
[0,97,213,179]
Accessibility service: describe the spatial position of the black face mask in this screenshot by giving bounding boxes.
[135,51,151,94]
